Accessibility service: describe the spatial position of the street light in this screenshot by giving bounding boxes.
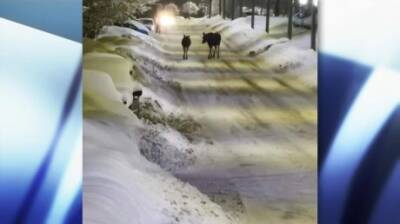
[313,0,318,6]
[158,11,176,27]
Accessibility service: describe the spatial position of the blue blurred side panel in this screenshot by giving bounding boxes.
[318,54,372,167]
[320,0,400,223]
[0,0,81,42]
[0,18,82,223]
[342,107,400,224]
[319,53,400,224]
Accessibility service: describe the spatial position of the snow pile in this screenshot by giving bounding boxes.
[83,69,122,104]
[141,86,182,115]
[125,19,151,33]
[83,38,117,54]
[84,118,235,224]
[83,73,136,119]
[83,29,236,224]
[209,16,268,50]
[83,52,141,106]
[132,94,202,143]
[205,15,317,87]
[139,128,196,172]
[98,26,156,46]
[96,25,169,58]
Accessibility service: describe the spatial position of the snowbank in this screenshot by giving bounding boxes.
[125,19,150,33]
[98,26,156,46]
[83,38,116,54]
[83,76,137,120]
[204,15,317,87]
[84,110,235,224]
[209,16,268,50]
[141,86,182,115]
[83,69,122,103]
[139,127,196,172]
[82,59,231,224]
[84,23,236,224]
[83,52,141,106]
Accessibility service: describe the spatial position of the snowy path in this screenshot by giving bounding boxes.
[143,19,316,224]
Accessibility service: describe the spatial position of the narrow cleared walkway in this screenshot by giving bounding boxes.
[142,18,316,224]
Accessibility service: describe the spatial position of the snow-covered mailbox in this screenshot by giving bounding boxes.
[0,18,82,223]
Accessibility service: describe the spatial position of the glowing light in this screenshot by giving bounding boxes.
[299,0,308,5]
[158,12,176,27]
[313,0,318,6]
[321,67,400,223]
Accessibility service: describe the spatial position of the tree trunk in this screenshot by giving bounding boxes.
[251,0,255,28]
[274,0,280,16]
[266,0,271,32]
[287,0,292,39]
[231,0,235,20]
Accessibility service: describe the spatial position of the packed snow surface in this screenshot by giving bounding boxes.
[84,15,317,224]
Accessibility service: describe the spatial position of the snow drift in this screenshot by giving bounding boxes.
[83,33,235,224]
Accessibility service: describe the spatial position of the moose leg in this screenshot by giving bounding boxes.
[217,45,220,59]
[184,48,188,60]
[208,47,212,59]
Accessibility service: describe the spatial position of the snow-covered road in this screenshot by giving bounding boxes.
[142,18,317,224]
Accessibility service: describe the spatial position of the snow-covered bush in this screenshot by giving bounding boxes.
[181,1,200,16]
[165,3,180,16]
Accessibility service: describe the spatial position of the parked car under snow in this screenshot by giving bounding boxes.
[122,20,150,35]
[137,18,155,32]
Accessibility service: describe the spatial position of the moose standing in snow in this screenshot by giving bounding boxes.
[181,35,191,60]
[202,32,221,59]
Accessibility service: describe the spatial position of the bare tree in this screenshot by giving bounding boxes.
[274,0,281,16]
